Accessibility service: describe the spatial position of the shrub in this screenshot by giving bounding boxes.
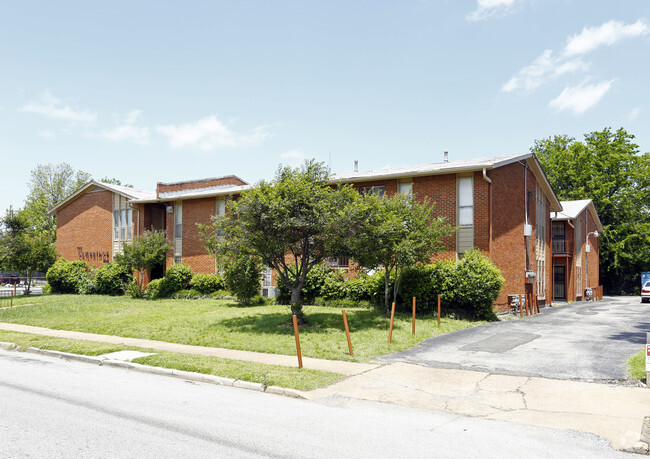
[94,262,133,295]
[144,278,164,299]
[224,256,261,305]
[46,259,90,294]
[127,281,144,299]
[191,273,225,294]
[155,263,194,298]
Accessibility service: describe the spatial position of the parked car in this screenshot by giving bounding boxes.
[642,280,650,303]
[0,274,20,285]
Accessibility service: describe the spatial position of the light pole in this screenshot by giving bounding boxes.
[585,230,599,297]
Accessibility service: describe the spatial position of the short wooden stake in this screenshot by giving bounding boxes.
[292,315,303,369]
[388,301,396,343]
[437,294,441,326]
[412,297,416,335]
[519,294,525,317]
[10,290,13,308]
[528,294,533,315]
[342,310,353,356]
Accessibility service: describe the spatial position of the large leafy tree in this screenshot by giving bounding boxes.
[0,211,56,293]
[346,193,455,312]
[202,160,355,321]
[115,230,171,294]
[532,127,650,293]
[22,163,92,241]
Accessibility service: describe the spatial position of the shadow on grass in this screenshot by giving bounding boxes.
[215,308,392,335]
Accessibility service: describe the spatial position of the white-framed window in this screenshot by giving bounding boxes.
[360,186,386,197]
[398,179,412,196]
[456,175,474,256]
[326,257,350,269]
[174,202,182,263]
[575,217,583,297]
[535,184,546,298]
[457,176,473,226]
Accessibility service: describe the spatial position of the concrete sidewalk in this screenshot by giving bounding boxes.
[2,321,649,453]
[0,322,377,376]
[305,362,650,454]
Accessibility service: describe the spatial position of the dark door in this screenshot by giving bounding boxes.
[554,265,566,300]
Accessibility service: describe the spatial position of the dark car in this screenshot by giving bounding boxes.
[0,274,20,285]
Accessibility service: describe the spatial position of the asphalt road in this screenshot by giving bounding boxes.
[380,296,649,381]
[0,349,632,458]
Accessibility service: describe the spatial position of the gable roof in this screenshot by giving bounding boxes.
[48,181,156,214]
[552,199,603,232]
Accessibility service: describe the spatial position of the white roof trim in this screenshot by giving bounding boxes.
[48,181,156,214]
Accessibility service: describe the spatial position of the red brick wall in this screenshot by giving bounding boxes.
[182,198,216,274]
[490,162,529,309]
[473,170,490,253]
[56,190,113,268]
[157,176,246,194]
[413,174,457,261]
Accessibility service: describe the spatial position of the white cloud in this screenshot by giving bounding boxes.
[501,50,589,92]
[564,19,649,56]
[37,128,55,139]
[100,110,150,145]
[280,149,309,166]
[22,91,97,123]
[548,80,614,114]
[156,115,270,150]
[466,0,516,22]
[628,107,641,121]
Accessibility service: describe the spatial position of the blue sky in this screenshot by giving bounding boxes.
[1,1,649,214]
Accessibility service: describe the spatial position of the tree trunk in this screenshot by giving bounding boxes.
[384,270,391,314]
[290,288,305,324]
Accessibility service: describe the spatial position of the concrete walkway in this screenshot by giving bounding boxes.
[0,322,377,376]
[306,363,650,454]
[1,321,649,453]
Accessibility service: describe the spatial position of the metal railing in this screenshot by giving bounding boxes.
[552,238,573,254]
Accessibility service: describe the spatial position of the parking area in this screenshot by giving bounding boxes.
[380,296,649,381]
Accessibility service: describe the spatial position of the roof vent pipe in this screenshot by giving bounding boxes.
[444,150,448,163]
[354,160,358,172]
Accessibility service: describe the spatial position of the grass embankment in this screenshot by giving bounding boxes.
[627,349,647,383]
[0,294,482,362]
[0,294,483,390]
[0,330,342,391]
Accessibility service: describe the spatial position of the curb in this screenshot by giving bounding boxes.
[6,345,306,399]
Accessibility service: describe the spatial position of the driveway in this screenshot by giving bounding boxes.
[379,296,649,381]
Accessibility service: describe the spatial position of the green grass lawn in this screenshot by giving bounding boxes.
[0,294,483,362]
[0,330,343,391]
[627,348,647,383]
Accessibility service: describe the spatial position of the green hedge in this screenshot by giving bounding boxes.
[191,273,225,294]
[94,262,133,295]
[46,259,90,294]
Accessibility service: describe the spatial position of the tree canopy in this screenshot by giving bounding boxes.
[532,127,650,293]
[21,163,92,241]
[115,230,171,294]
[345,192,455,312]
[202,160,356,320]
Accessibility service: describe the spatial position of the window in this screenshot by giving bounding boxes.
[360,186,386,197]
[535,184,546,298]
[326,257,349,269]
[457,177,473,226]
[398,180,412,195]
[575,217,583,297]
[113,195,132,243]
[174,202,182,238]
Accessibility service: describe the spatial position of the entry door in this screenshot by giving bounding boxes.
[554,265,566,300]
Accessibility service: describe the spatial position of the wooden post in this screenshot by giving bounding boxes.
[646,333,649,387]
[342,310,353,356]
[10,289,13,308]
[437,294,441,326]
[388,301,396,343]
[535,295,540,314]
[530,294,534,315]
[412,297,416,335]
[519,294,523,318]
[292,315,303,369]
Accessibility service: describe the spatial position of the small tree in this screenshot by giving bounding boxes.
[347,193,455,313]
[200,160,355,321]
[0,211,56,293]
[116,230,171,294]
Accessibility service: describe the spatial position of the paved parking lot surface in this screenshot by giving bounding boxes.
[379,296,649,381]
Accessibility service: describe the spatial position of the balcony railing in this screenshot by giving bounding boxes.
[552,238,573,255]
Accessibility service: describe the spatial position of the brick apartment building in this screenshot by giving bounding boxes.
[49,152,601,311]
